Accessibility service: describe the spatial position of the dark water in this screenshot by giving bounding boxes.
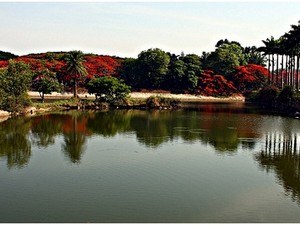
[1,103,300,222]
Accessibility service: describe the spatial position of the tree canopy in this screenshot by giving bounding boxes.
[0,60,33,113]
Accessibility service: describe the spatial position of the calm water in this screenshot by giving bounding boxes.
[1,103,300,222]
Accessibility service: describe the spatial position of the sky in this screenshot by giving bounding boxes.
[0,2,300,58]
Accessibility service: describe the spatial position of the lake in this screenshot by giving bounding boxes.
[0,102,300,222]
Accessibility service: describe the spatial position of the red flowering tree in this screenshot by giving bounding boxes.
[229,64,269,93]
[84,55,122,79]
[0,60,8,68]
[195,70,238,96]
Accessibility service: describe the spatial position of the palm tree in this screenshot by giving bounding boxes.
[65,50,87,98]
[259,36,277,84]
[289,21,300,91]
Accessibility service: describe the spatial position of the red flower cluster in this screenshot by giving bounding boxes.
[0,53,122,83]
[230,64,269,92]
[0,60,8,68]
[195,70,238,96]
[84,55,122,79]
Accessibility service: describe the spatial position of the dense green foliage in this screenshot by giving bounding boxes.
[31,69,62,102]
[202,42,247,77]
[0,50,18,60]
[0,60,33,113]
[87,76,130,104]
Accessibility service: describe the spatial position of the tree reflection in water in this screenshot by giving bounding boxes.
[255,132,300,205]
[0,108,263,168]
[31,114,63,148]
[0,117,31,169]
[61,112,90,164]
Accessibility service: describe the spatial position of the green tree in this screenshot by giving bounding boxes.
[165,54,200,93]
[0,60,33,113]
[120,58,140,90]
[65,50,87,98]
[180,54,201,91]
[166,56,186,92]
[137,48,170,89]
[87,76,131,104]
[244,46,266,66]
[203,42,246,76]
[31,69,62,103]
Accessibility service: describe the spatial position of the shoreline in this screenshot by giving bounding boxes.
[0,92,245,122]
[28,91,245,102]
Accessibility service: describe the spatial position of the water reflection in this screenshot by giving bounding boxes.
[0,108,264,167]
[255,132,300,205]
[61,112,91,163]
[31,114,63,147]
[1,107,300,222]
[0,117,31,169]
[0,108,297,163]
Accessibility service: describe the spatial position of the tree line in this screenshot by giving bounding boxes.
[1,19,300,113]
[258,20,300,90]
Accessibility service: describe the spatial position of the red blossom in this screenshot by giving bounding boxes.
[195,70,238,96]
[229,64,269,92]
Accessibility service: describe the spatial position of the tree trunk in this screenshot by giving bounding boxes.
[276,54,279,86]
[289,55,294,89]
[296,55,300,92]
[286,55,289,86]
[281,54,284,88]
[292,55,296,91]
[74,78,78,98]
[268,54,271,84]
[39,92,45,103]
[272,54,275,84]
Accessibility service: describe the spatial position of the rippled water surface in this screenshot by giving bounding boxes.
[1,103,300,222]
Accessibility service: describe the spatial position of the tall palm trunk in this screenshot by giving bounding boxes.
[296,55,299,92]
[285,55,290,86]
[290,54,293,89]
[272,54,275,84]
[281,54,284,88]
[74,78,78,98]
[267,54,271,84]
[276,53,279,86]
[292,55,296,91]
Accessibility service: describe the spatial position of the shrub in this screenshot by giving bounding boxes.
[146,96,180,109]
[277,86,294,105]
[87,76,131,104]
[255,85,279,106]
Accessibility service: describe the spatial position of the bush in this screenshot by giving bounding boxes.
[146,96,180,109]
[254,85,279,106]
[87,76,131,104]
[277,86,294,105]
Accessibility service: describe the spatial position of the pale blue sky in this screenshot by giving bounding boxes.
[0,2,300,57]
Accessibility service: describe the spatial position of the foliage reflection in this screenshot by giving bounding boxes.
[0,117,31,169]
[255,132,300,205]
